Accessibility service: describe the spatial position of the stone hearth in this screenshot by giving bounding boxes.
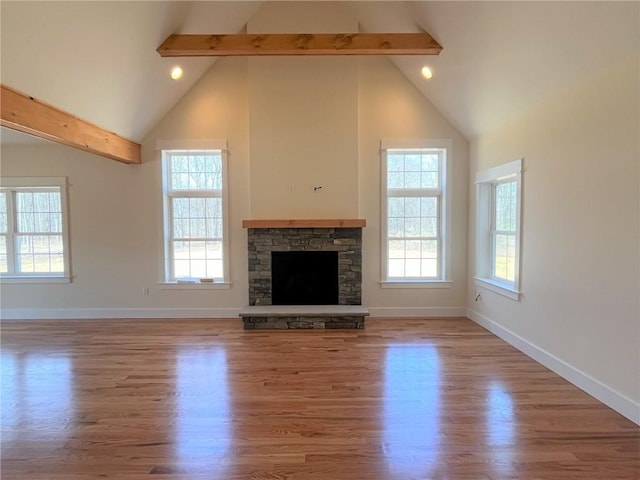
[240,305,369,329]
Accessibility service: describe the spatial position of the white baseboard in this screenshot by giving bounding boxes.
[466,308,640,426]
[0,308,241,320]
[1,306,466,320]
[369,306,466,318]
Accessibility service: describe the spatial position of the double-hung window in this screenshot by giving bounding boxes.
[475,159,522,300]
[380,139,452,287]
[0,177,71,283]
[161,141,229,286]
[491,180,518,282]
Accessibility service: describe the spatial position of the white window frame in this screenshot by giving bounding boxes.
[0,176,71,284]
[474,159,522,300]
[380,138,453,289]
[158,140,231,289]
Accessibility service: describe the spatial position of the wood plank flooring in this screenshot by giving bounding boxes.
[1,317,638,479]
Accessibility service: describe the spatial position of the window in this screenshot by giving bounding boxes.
[475,159,522,300]
[160,141,230,286]
[0,177,71,283]
[380,139,452,287]
[491,180,518,282]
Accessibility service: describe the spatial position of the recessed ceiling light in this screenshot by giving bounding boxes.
[171,66,183,80]
[421,66,433,79]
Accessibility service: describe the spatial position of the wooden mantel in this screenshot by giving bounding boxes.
[242,219,366,228]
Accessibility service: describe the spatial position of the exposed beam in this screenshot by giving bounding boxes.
[157,32,442,57]
[1,84,141,165]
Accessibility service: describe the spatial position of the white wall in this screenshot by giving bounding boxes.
[248,57,359,218]
[358,56,469,316]
[466,54,640,422]
[0,143,188,315]
[0,2,469,318]
[0,58,251,318]
[141,56,252,314]
[248,2,360,218]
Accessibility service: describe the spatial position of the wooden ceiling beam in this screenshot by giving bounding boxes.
[1,84,141,165]
[157,32,442,57]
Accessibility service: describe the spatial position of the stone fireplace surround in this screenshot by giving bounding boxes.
[240,219,369,329]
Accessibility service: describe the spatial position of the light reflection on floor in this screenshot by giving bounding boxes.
[0,352,18,435]
[487,381,516,476]
[1,352,73,444]
[175,347,231,475]
[383,344,440,479]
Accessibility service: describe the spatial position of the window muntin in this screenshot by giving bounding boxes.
[163,150,227,282]
[0,178,70,280]
[383,147,446,281]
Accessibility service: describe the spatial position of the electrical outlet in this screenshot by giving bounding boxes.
[142,287,150,296]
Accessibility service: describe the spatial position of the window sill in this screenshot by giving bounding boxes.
[0,275,71,284]
[379,280,452,289]
[158,281,232,290]
[474,277,520,301]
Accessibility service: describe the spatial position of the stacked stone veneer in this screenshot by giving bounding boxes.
[243,316,365,329]
[247,227,362,306]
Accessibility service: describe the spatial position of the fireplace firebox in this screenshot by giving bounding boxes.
[272,251,339,305]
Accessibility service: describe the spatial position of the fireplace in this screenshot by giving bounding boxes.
[246,223,363,306]
[242,220,368,329]
[272,251,339,305]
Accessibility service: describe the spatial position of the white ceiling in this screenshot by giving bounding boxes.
[1,1,262,142]
[352,1,640,138]
[1,1,638,144]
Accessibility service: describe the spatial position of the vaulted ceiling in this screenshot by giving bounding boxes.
[1,1,638,146]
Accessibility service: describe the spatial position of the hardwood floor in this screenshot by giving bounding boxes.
[1,317,638,479]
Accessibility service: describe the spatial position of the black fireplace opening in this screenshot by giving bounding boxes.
[271,251,339,305]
